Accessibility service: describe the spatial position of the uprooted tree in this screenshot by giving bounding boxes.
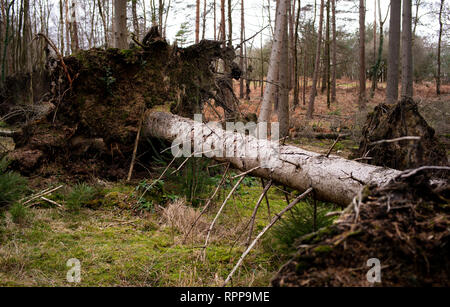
[1,30,449,286]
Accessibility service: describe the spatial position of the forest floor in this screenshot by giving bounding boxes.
[0,79,448,286]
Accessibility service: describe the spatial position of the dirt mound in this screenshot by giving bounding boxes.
[272,170,450,286]
[354,98,448,171]
[3,35,238,179]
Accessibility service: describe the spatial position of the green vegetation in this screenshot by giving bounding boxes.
[264,199,336,253]
[0,157,336,286]
[0,157,28,208]
[8,203,28,224]
[65,183,97,213]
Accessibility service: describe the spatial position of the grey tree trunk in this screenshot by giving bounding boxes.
[331,0,337,103]
[132,0,139,39]
[114,0,127,49]
[386,0,401,104]
[401,0,413,98]
[306,0,324,119]
[436,0,444,95]
[258,0,289,123]
[143,111,401,206]
[359,0,366,109]
[279,0,290,138]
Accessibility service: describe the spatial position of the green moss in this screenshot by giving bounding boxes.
[313,245,333,254]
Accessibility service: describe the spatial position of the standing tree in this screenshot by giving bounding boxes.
[358,0,366,109]
[401,0,413,98]
[436,0,444,95]
[306,0,325,119]
[195,0,200,43]
[370,0,389,97]
[279,0,291,138]
[331,0,337,103]
[114,0,127,49]
[259,0,289,123]
[132,0,139,39]
[386,0,401,104]
[239,0,245,99]
[70,0,80,52]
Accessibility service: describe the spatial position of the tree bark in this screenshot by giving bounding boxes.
[195,0,200,44]
[359,0,366,109]
[258,0,288,123]
[436,0,444,95]
[306,0,324,119]
[132,0,139,39]
[279,0,290,138]
[386,0,401,104]
[401,0,413,98]
[331,0,337,103]
[239,0,245,99]
[114,0,127,49]
[143,111,401,206]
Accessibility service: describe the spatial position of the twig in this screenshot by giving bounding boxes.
[231,166,260,179]
[23,185,64,206]
[223,188,313,286]
[246,180,273,247]
[369,136,420,146]
[203,176,246,259]
[40,196,62,208]
[182,163,231,244]
[398,166,450,179]
[35,33,72,86]
[261,178,271,221]
[127,108,145,182]
[326,134,342,157]
[138,156,176,202]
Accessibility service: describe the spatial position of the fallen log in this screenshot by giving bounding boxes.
[143,111,402,206]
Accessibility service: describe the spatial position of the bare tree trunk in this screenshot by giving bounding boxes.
[436,0,444,95]
[386,0,401,104]
[220,0,225,47]
[202,0,207,40]
[144,111,401,206]
[358,0,366,109]
[59,0,65,55]
[293,0,301,107]
[70,0,79,52]
[114,0,127,49]
[259,0,289,123]
[331,0,336,103]
[326,0,331,109]
[213,0,217,40]
[401,0,413,99]
[279,0,290,138]
[195,0,200,44]
[132,0,139,39]
[306,0,324,119]
[227,0,232,46]
[98,0,108,47]
[239,0,244,99]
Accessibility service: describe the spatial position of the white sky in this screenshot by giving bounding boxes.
[162,0,444,46]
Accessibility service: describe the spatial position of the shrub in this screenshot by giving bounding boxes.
[9,203,28,224]
[0,157,28,208]
[65,183,97,212]
[264,199,336,253]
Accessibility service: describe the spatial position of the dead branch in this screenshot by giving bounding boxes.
[35,33,72,87]
[223,187,313,286]
[182,163,231,244]
[369,136,421,146]
[203,175,246,259]
[246,180,273,247]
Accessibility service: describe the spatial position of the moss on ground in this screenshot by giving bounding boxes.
[0,180,294,287]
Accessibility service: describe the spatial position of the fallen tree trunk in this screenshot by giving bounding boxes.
[144,111,402,206]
